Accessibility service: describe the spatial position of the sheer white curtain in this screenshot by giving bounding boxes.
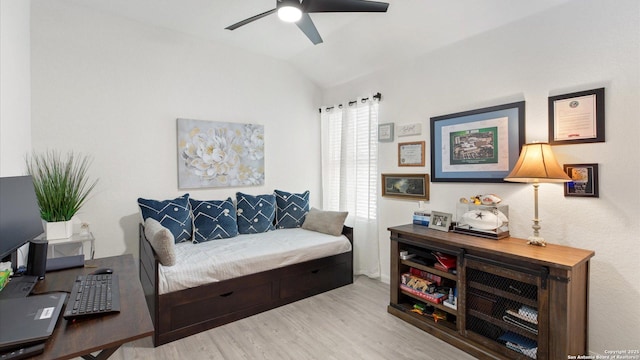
[320,97,380,278]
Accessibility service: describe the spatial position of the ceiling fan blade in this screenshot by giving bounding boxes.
[225,8,277,30]
[296,13,323,44]
[302,0,389,13]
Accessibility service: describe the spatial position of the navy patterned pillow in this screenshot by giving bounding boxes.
[236,192,276,234]
[274,190,310,229]
[189,197,238,242]
[138,194,192,243]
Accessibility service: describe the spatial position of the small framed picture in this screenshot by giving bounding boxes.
[564,163,599,197]
[378,123,394,142]
[429,211,452,232]
[398,141,425,167]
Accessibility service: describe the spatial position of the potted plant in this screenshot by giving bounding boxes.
[26,151,98,240]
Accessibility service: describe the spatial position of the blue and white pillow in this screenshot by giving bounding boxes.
[274,190,310,229]
[138,194,192,243]
[189,197,238,242]
[236,192,276,234]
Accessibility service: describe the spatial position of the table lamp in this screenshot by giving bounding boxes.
[504,142,571,246]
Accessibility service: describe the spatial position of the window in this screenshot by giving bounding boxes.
[320,98,379,277]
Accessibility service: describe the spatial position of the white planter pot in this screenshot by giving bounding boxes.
[44,220,73,240]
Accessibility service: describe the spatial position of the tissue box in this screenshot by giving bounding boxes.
[454,203,509,239]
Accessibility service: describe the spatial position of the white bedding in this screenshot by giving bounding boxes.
[158,228,352,295]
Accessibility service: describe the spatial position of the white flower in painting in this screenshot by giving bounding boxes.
[235,164,264,186]
[237,124,264,161]
[181,127,240,182]
[179,121,266,187]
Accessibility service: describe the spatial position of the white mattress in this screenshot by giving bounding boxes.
[158,228,352,295]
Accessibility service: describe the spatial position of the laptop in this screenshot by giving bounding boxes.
[0,292,67,352]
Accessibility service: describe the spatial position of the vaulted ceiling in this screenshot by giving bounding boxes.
[58,0,570,88]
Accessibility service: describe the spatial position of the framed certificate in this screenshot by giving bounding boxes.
[549,88,605,145]
[398,141,425,167]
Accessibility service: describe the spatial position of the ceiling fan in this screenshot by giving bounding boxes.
[225,0,390,45]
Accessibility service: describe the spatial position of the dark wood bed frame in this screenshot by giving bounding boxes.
[139,224,354,346]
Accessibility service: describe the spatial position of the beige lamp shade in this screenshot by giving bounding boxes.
[505,142,571,183]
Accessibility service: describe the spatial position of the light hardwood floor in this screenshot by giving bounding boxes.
[100,276,476,360]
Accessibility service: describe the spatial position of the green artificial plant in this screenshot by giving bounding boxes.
[26,151,98,222]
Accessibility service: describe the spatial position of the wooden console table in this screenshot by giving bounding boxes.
[388,224,594,359]
[31,254,154,360]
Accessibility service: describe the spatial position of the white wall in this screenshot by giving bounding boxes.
[0,0,31,176]
[323,0,640,354]
[30,1,323,258]
[17,0,640,354]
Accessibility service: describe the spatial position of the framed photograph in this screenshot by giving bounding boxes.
[398,141,425,166]
[549,88,605,145]
[430,101,525,182]
[378,122,394,142]
[429,211,452,232]
[381,173,429,200]
[564,163,599,197]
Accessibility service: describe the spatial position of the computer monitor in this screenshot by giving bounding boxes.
[0,176,44,267]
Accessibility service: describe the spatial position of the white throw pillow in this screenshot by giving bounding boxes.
[144,218,177,266]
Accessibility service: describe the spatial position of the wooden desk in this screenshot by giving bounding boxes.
[30,254,154,360]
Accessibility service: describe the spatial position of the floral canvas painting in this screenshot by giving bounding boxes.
[177,118,265,189]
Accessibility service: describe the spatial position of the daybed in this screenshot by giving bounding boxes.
[137,192,353,346]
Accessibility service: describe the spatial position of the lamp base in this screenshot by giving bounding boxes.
[527,235,546,247]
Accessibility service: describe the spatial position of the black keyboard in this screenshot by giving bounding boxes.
[63,274,120,320]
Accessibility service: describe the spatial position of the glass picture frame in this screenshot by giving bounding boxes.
[430,101,525,182]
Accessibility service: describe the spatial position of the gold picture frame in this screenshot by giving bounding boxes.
[381,173,429,200]
[398,141,425,167]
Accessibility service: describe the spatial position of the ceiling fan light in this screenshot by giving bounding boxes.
[278,6,302,22]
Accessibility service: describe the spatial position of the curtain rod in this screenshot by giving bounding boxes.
[319,92,382,113]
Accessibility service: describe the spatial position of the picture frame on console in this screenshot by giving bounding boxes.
[430,101,525,183]
[428,211,452,232]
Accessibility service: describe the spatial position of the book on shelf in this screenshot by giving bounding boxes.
[400,284,447,304]
[503,314,538,335]
[506,308,538,325]
[410,267,443,286]
[433,252,456,270]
